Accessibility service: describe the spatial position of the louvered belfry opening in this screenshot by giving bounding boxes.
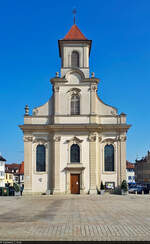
[71,94,80,115]
[71,51,79,67]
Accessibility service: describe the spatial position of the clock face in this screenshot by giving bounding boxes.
[66,72,81,84]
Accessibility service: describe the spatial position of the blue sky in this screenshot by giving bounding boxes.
[0,0,150,163]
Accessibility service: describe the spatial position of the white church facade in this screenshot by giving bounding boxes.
[20,23,131,194]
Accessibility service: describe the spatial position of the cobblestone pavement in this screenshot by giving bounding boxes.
[0,194,150,241]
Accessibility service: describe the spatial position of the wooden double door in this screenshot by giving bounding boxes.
[70,174,80,194]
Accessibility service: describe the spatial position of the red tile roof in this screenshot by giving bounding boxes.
[5,163,20,169]
[63,24,87,40]
[126,161,135,169]
[5,162,24,174]
[19,161,24,174]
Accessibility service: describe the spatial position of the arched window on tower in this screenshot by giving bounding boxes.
[104,144,114,171]
[71,51,79,67]
[71,94,80,115]
[36,145,46,172]
[70,144,80,163]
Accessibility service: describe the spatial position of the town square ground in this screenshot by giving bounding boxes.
[0,194,150,241]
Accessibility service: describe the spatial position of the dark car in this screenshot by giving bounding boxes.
[128,184,148,194]
[128,186,139,194]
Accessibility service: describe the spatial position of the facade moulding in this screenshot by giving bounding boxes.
[19,124,131,133]
[50,77,67,85]
[53,136,61,142]
[82,78,99,84]
[66,136,83,144]
[89,84,97,92]
[24,114,125,118]
[67,88,81,95]
[101,137,118,143]
[65,69,85,80]
[53,86,60,92]
[64,165,85,171]
[88,133,97,142]
[23,136,33,142]
[32,138,49,144]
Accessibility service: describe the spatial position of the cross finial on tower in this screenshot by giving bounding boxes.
[73,8,77,24]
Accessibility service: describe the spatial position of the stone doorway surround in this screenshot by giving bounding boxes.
[64,164,85,194]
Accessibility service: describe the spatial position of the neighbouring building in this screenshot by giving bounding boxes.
[135,151,150,185]
[5,163,24,187]
[5,163,20,186]
[126,161,135,184]
[19,22,131,195]
[0,155,6,187]
[18,161,24,188]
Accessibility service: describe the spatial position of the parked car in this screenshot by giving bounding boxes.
[128,186,139,194]
[128,185,148,194]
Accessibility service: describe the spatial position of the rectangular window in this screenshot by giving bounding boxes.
[9,175,12,180]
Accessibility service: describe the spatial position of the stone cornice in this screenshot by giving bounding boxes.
[64,163,85,171]
[50,77,67,84]
[19,124,131,133]
[24,114,126,118]
[82,78,99,84]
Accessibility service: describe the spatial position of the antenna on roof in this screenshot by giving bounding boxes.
[73,8,77,24]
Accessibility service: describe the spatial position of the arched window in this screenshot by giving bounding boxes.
[71,51,79,67]
[71,94,80,115]
[36,145,46,172]
[104,144,114,171]
[70,144,80,163]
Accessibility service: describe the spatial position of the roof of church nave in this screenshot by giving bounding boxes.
[63,24,88,40]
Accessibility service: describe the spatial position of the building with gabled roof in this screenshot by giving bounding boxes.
[126,161,135,184]
[135,151,150,185]
[19,21,131,195]
[0,155,6,187]
[5,162,24,187]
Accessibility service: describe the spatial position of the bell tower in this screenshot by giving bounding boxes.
[58,24,92,78]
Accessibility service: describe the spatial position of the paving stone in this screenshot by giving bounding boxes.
[0,194,150,241]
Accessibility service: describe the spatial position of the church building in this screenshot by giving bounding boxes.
[20,23,131,194]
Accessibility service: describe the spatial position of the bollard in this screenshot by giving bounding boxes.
[142,190,144,195]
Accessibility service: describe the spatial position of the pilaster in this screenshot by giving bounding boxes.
[54,86,59,122]
[97,136,102,191]
[23,135,33,194]
[53,135,61,194]
[88,133,97,194]
[46,137,51,194]
[117,137,121,186]
[120,135,127,183]
[90,84,97,123]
